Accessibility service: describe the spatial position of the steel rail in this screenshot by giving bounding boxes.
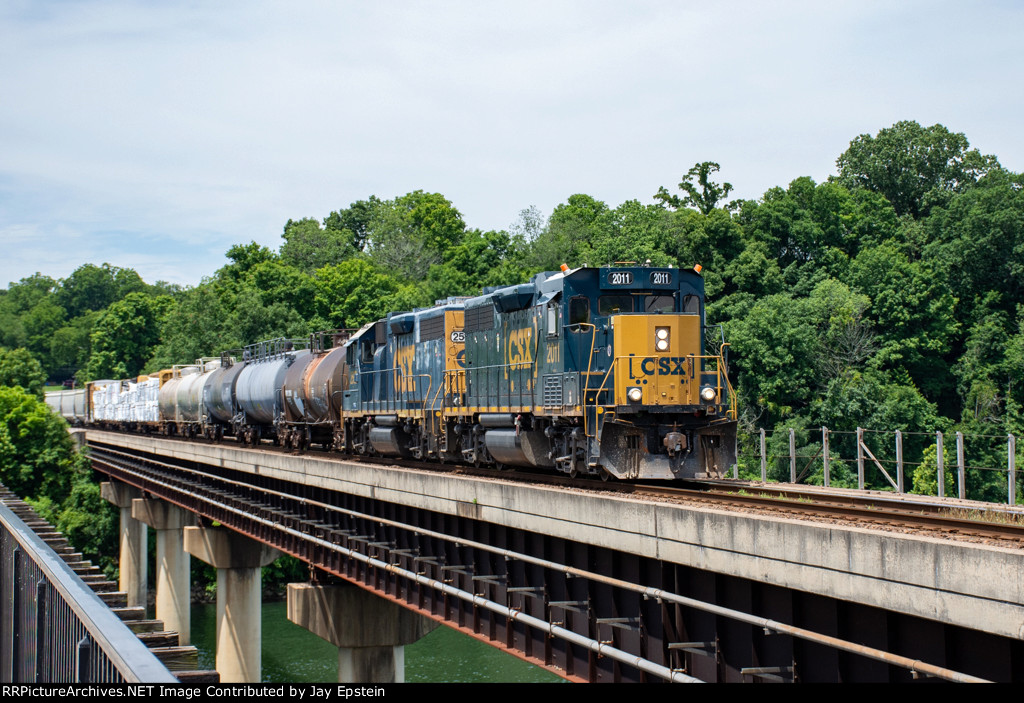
[89,443,990,683]
[627,483,1024,542]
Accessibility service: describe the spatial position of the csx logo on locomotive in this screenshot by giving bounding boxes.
[627,356,692,379]
[505,327,533,372]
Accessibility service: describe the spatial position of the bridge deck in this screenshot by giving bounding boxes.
[86,430,1024,644]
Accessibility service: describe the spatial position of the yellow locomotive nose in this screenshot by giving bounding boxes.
[611,314,701,406]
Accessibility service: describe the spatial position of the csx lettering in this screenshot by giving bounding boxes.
[506,328,533,370]
[631,357,688,378]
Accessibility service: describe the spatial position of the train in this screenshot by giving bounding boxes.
[46,264,738,480]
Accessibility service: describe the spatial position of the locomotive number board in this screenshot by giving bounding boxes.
[601,269,675,289]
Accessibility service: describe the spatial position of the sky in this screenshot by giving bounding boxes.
[1,0,1022,289]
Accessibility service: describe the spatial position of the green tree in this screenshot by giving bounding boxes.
[0,386,83,501]
[923,168,1024,326]
[655,161,734,215]
[365,192,467,281]
[48,313,98,380]
[56,264,120,317]
[0,348,47,397]
[735,178,866,294]
[22,299,67,374]
[147,284,232,370]
[528,194,613,270]
[279,218,357,272]
[847,245,959,407]
[424,229,528,299]
[324,196,383,252]
[85,293,174,380]
[314,260,423,329]
[2,273,58,313]
[580,200,674,267]
[835,121,1000,218]
[218,242,278,284]
[727,280,875,424]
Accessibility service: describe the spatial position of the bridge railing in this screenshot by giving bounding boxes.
[739,426,1020,507]
[0,501,176,684]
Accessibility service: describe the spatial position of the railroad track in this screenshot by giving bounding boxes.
[86,429,1024,548]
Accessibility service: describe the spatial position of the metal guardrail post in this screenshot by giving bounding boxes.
[760,428,767,482]
[936,432,945,499]
[12,545,22,681]
[1010,434,1017,506]
[956,431,966,500]
[36,580,47,683]
[895,430,904,494]
[76,637,91,683]
[822,427,830,487]
[789,428,796,484]
[857,427,865,490]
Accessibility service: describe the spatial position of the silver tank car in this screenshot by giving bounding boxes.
[234,339,308,441]
[204,360,245,426]
[176,359,223,423]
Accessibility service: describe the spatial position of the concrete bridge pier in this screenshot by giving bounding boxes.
[287,583,438,683]
[100,481,147,609]
[184,526,281,683]
[132,498,195,644]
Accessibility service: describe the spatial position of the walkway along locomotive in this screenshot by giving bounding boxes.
[47,264,738,480]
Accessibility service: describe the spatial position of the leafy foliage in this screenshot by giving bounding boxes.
[835,120,1000,218]
[3,123,1022,504]
[0,347,47,397]
[656,161,734,215]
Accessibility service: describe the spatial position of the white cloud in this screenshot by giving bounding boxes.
[1,0,1021,287]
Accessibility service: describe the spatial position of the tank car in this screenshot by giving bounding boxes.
[279,330,350,452]
[157,359,230,438]
[233,338,309,445]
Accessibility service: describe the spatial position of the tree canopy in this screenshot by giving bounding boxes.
[5,120,1022,501]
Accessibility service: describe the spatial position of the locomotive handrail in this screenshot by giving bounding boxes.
[586,352,737,422]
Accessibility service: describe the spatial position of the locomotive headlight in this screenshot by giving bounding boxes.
[628,387,643,402]
[700,386,717,402]
[655,327,670,352]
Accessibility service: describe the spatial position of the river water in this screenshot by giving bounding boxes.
[190,602,563,683]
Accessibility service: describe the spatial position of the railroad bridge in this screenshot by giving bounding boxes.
[13,428,1024,683]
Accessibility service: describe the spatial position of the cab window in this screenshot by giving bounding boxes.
[569,296,590,325]
[598,295,632,315]
[644,295,674,312]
